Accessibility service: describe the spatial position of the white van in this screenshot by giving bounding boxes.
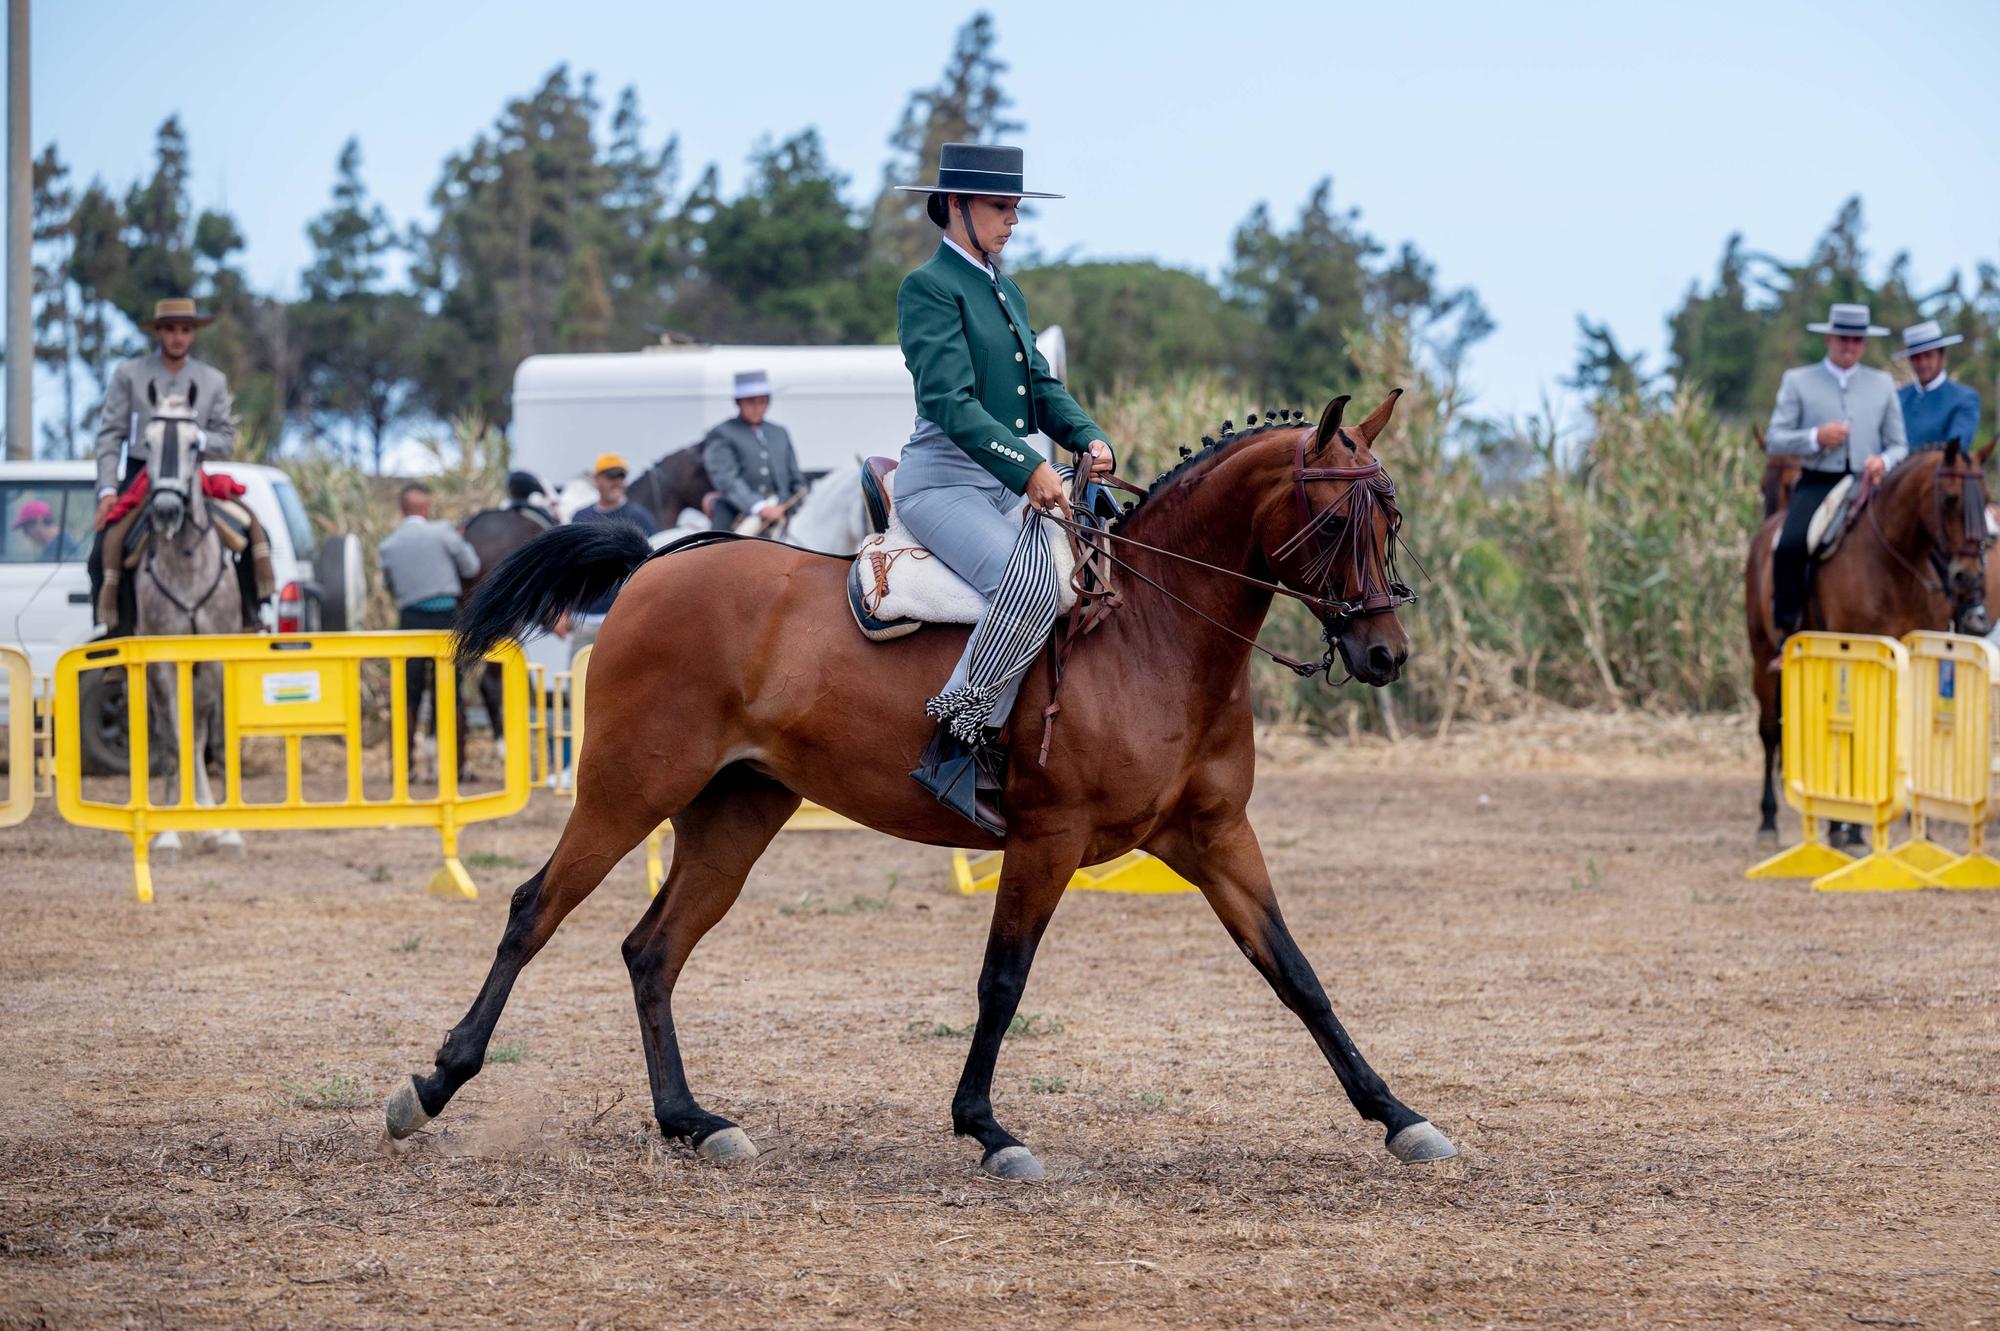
[0,458,369,673]
[510,330,1069,491]
[1,459,364,768]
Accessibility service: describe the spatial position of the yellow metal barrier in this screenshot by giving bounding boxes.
[953,848,1197,895]
[552,645,589,800]
[54,632,530,902]
[1,647,32,828]
[524,663,550,789]
[33,673,54,800]
[1747,632,1927,891]
[1891,631,2000,889]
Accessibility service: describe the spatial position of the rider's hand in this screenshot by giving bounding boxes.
[1025,462,1070,517]
[1863,455,1886,483]
[1087,440,1114,477]
[93,494,116,530]
[1815,421,1851,449]
[756,502,786,523]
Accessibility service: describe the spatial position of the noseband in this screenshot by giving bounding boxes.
[1047,433,1418,679]
[1273,434,1418,630]
[1864,456,1992,622]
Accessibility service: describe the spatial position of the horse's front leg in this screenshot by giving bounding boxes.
[1151,816,1457,1164]
[145,662,183,865]
[191,661,242,858]
[950,836,1081,1181]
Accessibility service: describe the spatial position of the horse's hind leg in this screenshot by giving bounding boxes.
[1151,816,1455,1165]
[621,766,800,1162]
[384,770,671,1143]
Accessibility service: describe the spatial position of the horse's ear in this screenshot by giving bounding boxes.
[1977,441,1995,470]
[187,381,198,409]
[1355,388,1405,446]
[1308,396,1350,457]
[1752,424,1765,448]
[147,380,158,407]
[1947,438,1962,466]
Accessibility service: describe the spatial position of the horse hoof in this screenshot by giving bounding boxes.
[217,833,245,859]
[695,1126,760,1165]
[383,1078,432,1141]
[153,839,179,866]
[980,1145,1046,1181]
[1386,1120,1458,1164]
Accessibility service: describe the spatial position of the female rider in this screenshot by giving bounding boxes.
[893,143,1115,836]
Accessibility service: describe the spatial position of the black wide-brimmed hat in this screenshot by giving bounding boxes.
[894,143,1062,200]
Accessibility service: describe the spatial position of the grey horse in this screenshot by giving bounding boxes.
[135,382,244,861]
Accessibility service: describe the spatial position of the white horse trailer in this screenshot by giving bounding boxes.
[509,331,1069,494]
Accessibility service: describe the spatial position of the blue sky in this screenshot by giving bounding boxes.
[21,0,2000,424]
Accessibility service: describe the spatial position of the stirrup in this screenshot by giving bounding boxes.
[912,725,1006,836]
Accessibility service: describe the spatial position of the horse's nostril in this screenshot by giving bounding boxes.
[1366,644,1396,677]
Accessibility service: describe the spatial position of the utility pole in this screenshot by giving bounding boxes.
[4,0,28,460]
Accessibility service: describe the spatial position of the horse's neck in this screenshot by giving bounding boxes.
[1104,495,1272,691]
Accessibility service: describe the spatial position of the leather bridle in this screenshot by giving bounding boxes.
[1862,456,1992,625]
[1044,432,1418,679]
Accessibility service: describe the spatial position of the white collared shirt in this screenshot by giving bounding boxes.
[941,233,996,280]
[1921,369,1949,393]
[1822,358,1858,390]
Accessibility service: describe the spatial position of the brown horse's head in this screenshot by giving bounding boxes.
[1872,441,1996,635]
[1932,440,1994,634]
[1261,390,1415,686]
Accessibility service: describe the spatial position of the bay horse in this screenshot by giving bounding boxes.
[1754,426,1800,519]
[461,504,557,752]
[1746,441,1994,837]
[625,444,713,528]
[383,391,1461,1179]
[134,385,244,861]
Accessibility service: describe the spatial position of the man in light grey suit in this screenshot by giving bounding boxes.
[702,369,806,531]
[1764,302,1910,633]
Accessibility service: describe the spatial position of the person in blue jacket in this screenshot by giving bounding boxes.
[1894,320,1983,448]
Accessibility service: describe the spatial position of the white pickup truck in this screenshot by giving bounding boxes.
[1,459,364,770]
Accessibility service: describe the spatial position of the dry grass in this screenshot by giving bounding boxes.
[0,717,1995,1329]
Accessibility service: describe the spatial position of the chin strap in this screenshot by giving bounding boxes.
[956,195,992,269]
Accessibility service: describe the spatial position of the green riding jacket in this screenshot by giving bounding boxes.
[896,243,1106,494]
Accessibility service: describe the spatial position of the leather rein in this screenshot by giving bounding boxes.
[1861,457,1991,621]
[1044,435,1417,679]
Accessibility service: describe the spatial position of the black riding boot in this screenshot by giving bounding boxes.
[911,722,1006,837]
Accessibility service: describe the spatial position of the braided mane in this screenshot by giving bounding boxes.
[1112,408,1311,530]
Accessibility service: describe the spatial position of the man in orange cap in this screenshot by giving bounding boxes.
[564,452,658,655]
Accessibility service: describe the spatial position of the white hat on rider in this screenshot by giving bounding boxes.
[1892,319,1965,359]
[733,370,772,399]
[1806,303,1889,336]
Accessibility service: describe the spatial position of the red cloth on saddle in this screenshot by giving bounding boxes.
[104,468,246,524]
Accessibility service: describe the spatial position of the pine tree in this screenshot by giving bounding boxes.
[296,138,419,467]
[868,13,1022,271]
[31,145,79,457]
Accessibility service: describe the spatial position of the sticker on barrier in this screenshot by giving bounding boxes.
[1,646,33,829]
[1746,632,1926,891]
[1890,631,2000,890]
[53,632,530,902]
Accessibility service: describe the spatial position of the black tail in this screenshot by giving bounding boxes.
[453,522,652,669]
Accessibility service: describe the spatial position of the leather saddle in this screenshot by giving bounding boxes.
[860,456,897,536]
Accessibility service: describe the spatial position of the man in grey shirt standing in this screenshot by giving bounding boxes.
[380,482,481,779]
[1765,302,1910,634]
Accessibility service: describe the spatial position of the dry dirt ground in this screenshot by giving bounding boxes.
[1,715,1996,1329]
